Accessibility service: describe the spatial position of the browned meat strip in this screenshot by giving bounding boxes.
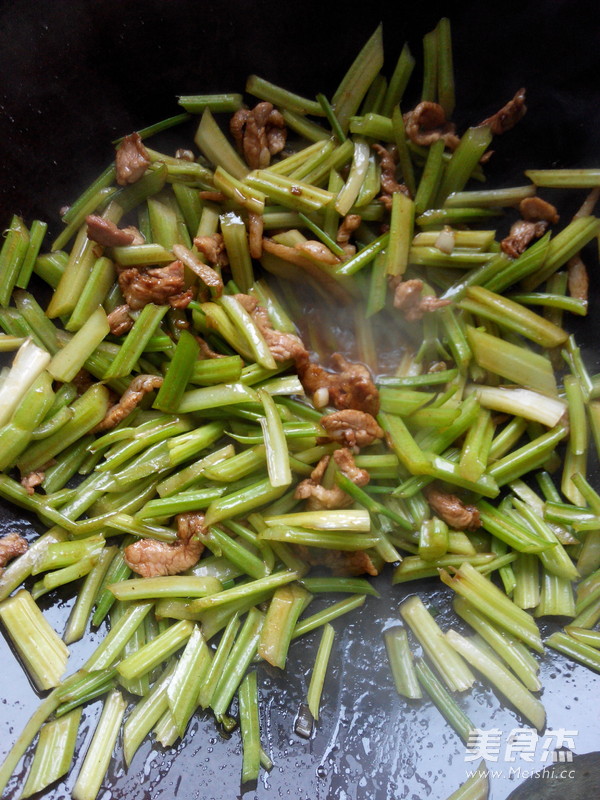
[124,512,206,578]
[297,352,380,416]
[193,233,229,269]
[404,102,460,149]
[294,545,379,577]
[107,304,134,336]
[295,240,340,265]
[115,132,151,186]
[198,191,227,204]
[424,486,481,531]
[195,335,226,359]
[392,278,451,321]
[94,374,163,432]
[372,143,410,199]
[568,254,589,303]
[295,447,370,511]
[20,471,44,495]
[500,220,544,258]
[230,102,287,169]
[519,196,559,225]
[172,243,224,297]
[248,212,264,259]
[118,261,191,310]
[86,215,135,247]
[0,532,28,570]
[336,214,362,255]
[320,409,384,449]
[479,88,527,135]
[234,293,308,363]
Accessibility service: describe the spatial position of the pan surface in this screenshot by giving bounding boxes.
[0,2,599,798]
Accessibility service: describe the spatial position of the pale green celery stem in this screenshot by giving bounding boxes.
[48,306,110,383]
[219,212,253,293]
[453,597,541,692]
[546,631,600,672]
[436,126,493,205]
[245,74,323,116]
[239,670,261,782]
[512,553,540,610]
[384,627,422,698]
[446,629,546,731]
[439,563,543,652]
[211,607,264,718]
[335,139,370,215]
[67,256,116,331]
[258,388,292,488]
[0,588,69,690]
[167,625,212,736]
[47,224,104,318]
[445,760,489,800]
[123,663,175,765]
[21,708,82,798]
[292,595,366,639]
[535,571,576,618]
[280,109,330,142]
[386,192,414,276]
[444,185,536,208]
[71,690,126,800]
[117,619,194,680]
[307,623,335,720]
[84,602,153,671]
[194,108,248,179]
[399,595,474,692]
[63,546,116,645]
[332,24,384,132]
[381,44,415,117]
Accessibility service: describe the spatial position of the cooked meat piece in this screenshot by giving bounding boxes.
[94,374,163,432]
[124,512,205,578]
[320,409,384,449]
[72,368,94,395]
[336,214,362,255]
[175,148,195,161]
[261,237,354,305]
[491,195,558,261]
[294,544,379,576]
[195,335,226,359]
[424,486,481,531]
[372,143,410,198]
[107,304,134,336]
[20,471,44,495]
[404,102,460,149]
[248,212,264,259]
[519,196,559,225]
[574,187,600,219]
[295,240,340,265]
[118,260,191,310]
[500,220,547,259]
[297,352,380,416]
[337,214,362,246]
[230,102,287,169]
[295,447,370,510]
[392,278,451,321]
[234,293,308,363]
[198,190,227,204]
[0,532,28,570]
[479,88,527,135]
[115,132,151,186]
[193,233,229,269]
[121,225,145,245]
[172,243,224,297]
[86,215,135,247]
[568,254,589,302]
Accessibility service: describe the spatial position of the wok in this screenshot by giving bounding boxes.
[0,1,599,798]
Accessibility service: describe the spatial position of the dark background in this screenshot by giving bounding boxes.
[0,1,599,798]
